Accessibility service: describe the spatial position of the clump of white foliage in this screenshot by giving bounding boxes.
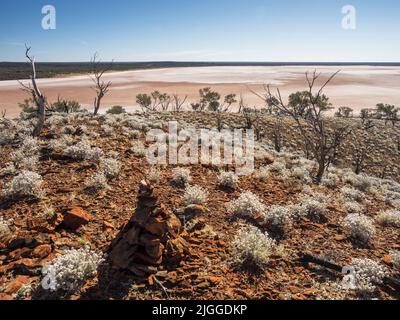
[183,185,208,206]
[297,193,329,220]
[376,210,400,228]
[0,217,12,242]
[264,205,294,231]
[3,171,44,199]
[146,167,161,183]
[217,171,239,189]
[227,191,266,217]
[350,258,386,294]
[130,141,146,157]
[392,251,400,270]
[344,201,363,214]
[254,166,270,182]
[41,247,103,293]
[341,187,364,203]
[231,225,278,269]
[85,172,109,191]
[9,137,40,171]
[65,139,104,162]
[99,157,121,179]
[172,168,192,187]
[342,214,376,243]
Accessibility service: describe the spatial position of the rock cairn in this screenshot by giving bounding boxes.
[109,180,189,277]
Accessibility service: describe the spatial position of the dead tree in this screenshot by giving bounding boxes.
[1,109,6,118]
[172,94,187,112]
[90,53,112,115]
[262,70,353,183]
[19,45,46,137]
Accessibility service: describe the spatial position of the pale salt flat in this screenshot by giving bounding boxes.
[1,66,399,116]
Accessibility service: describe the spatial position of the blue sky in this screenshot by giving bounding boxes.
[0,0,399,62]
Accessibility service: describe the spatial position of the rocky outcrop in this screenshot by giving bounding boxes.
[109,180,189,277]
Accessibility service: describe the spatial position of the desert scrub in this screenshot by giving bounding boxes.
[263,205,294,232]
[183,185,208,206]
[99,157,121,179]
[340,186,364,203]
[392,251,400,270]
[130,141,147,157]
[231,225,278,270]
[342,214,376,244]
[0,217,12,243]
[85,172,109,191]
[321,172,340,189]
[41,247,103,293]
[3,171,44,199]
[376,210,400,228]
[10,137,40,171]
[65,139,104,162]
[217,171,239,189]
[296,193,329,220]
[350,258,386,295]
[343,201,363,214]
[146,167,161,183]
[171,167,192,187]
[227,191,266,217]
[254,166,270,181]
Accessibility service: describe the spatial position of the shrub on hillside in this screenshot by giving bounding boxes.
[350,258,386,294]
[171,168,192,187]
[227,191,266,217]
[41,247,103,293]
[376,210,400,228]
[106,106,126,115]
[231,225,278,270]
[342,214,376,244]
[217,171,239,189]
[183,185,208,206]
[3,171,44,199]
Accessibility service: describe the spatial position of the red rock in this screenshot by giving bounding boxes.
[62,207,92,230]
[204,276,223,285]
[4,276,30,295]
[0,294,13,300]
[382,255,393,265]
[32,244,52,259]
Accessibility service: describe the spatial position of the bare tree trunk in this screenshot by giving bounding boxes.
[19,45,46,137]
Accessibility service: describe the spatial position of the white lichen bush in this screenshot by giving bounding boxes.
[342,214,376,243]
[41,247,103,293]
[341,186,364,203]
[376,210,400,228]
[254,166,270,182]
[10,137,40,171]
[350,258,386,294]
[171,168,192,187]
[65,139,104,162]
[4,171,44,199]
[99,157,121,179]
[344,201,363,214]
[227,191,266,217]
[290,167,312,184]
[146,167,161,183]
[217,171,239,189]
[297,193,329,220]
[183,185,208,206]
[231,225,277,269]
[0,217,12,242]
[85,172,109,191]
[392,251,400,270]
[264,205,294,231]
[321,172,340,188]
[130,141,146,157]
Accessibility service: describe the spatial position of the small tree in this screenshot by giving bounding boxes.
[172,94,187,112]
[90,53,112,115]
[136,93,152,112]
[49,97,82,113]
[376,103,399,126]
[18,45,46,137]
[335,106,353,118]
[261,70,352,183]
